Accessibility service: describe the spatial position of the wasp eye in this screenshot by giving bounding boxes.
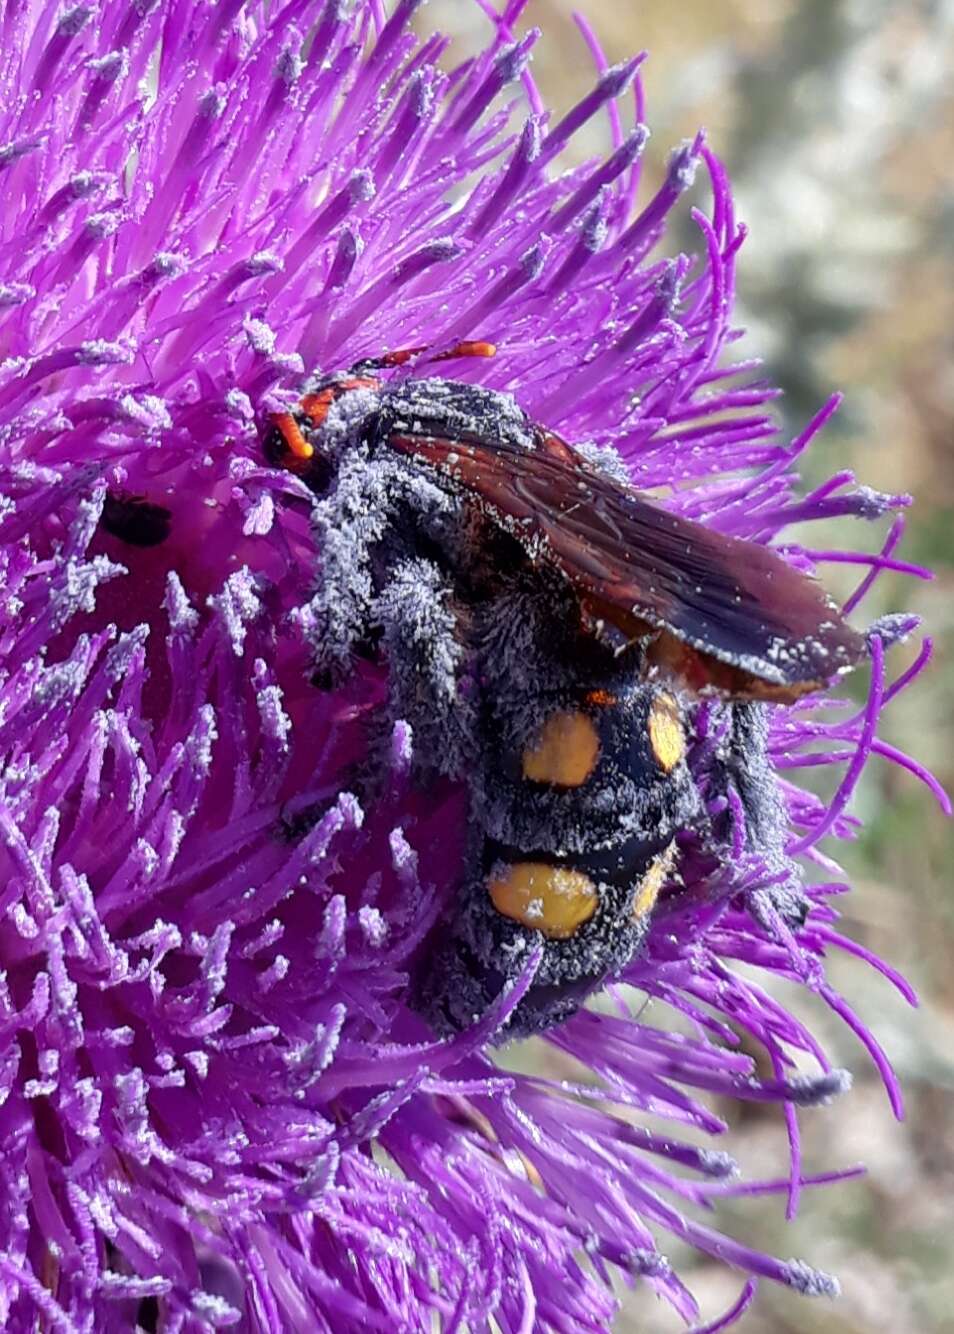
[521,710,601,787]
[487,862,598,939]
[647,694,685,773]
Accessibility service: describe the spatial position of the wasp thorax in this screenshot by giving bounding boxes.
[487,862,598,939]
[521,710,600,787]
[647,693,685,772]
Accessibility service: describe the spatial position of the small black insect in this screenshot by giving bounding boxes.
[100,491,172,547]
[264,343,866,1038]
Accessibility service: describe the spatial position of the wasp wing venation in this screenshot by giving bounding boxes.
[386,431,866,692]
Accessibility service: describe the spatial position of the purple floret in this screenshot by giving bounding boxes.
[0,0,945,1329]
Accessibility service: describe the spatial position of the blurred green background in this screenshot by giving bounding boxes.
[424,2,954,1329]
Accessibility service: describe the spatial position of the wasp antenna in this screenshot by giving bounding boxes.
[434,339,497,361]
[351,340,497,374]
[350,345,426,372]
[268,412,314,465]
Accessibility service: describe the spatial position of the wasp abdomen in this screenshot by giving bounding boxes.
[480,686,693,941]
[419,685,695,1034]
[483,830,675,939]
[476,684,699,857]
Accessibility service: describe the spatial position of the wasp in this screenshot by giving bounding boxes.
[263,343,865,1038]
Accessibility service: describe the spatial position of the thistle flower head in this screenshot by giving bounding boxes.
[0,1,946,1330]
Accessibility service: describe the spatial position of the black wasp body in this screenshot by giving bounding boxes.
[263,346,865,1037]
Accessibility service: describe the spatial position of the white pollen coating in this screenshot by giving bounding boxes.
[207,568,264,657]
[245,318,277,355]
[163,571,199,634]
[358,906,388,946]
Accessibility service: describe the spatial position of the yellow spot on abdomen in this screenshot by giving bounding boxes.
[522,710,600,787]
[648,693,685,773]
[488,863,598,939]
[632,843,676,921]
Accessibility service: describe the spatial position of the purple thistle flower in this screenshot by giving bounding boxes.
[0,1,946,1330]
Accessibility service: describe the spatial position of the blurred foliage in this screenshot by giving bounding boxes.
[425,2,954,1329]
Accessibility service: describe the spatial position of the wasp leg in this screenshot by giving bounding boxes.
[717,702,809,926]
[371,555,475,783]
[305,445,465,690]
[302,450,401,687]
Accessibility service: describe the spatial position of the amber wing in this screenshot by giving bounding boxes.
[387,431,867,694]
